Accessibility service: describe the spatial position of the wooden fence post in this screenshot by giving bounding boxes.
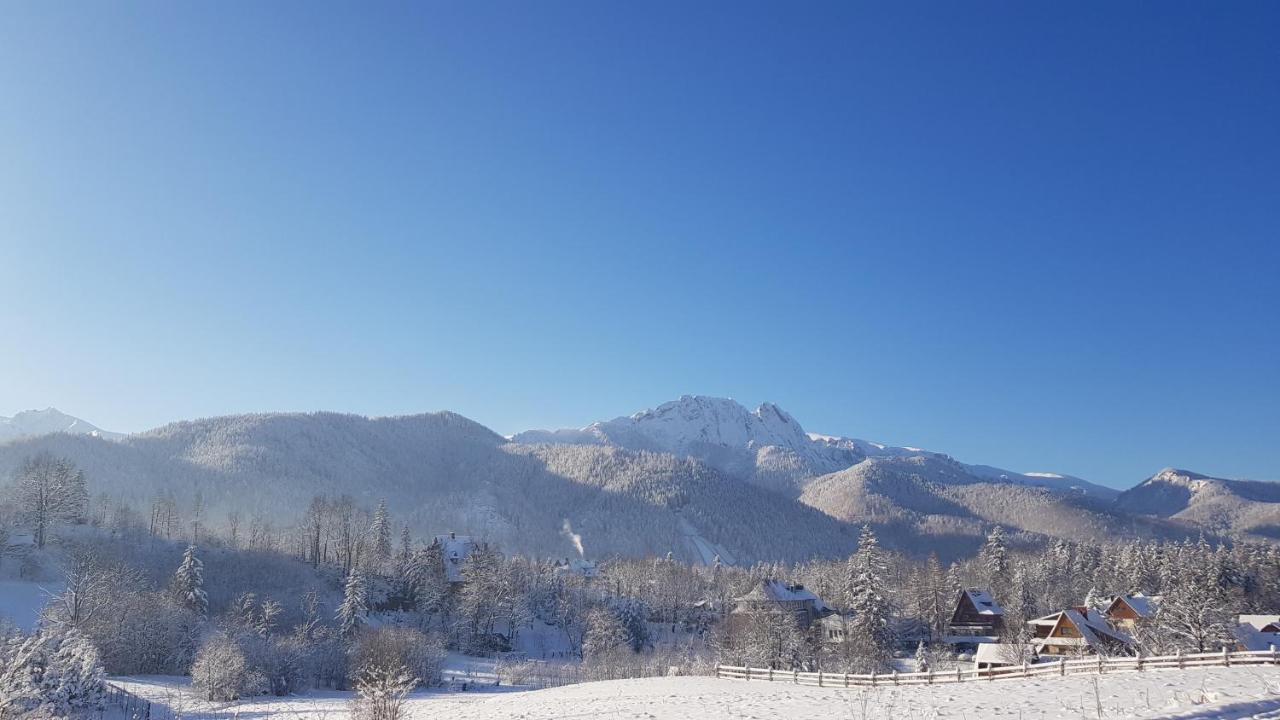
[1177,649,1183,669]
[1224,647,1230,668]
[714,663,720,679]
[1136,651,1143,672]
[870,670,876,687]
[793,668,799,684]
[818,670,823,687]
[1272,643,1277,665]
[1098,655,1104,675]
[767,667,772,681]
[843,672,850,688]
[1022,660,1028,677]
[928,669,934,685]
[1060,658,1066,676]
[956,667,961,683]
[893,669,899,685]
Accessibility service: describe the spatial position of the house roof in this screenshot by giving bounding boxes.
[736,580,828,610]
[964,589,1005,616]
[434,533,475,582]
[1109,593,1161,618]
[1236,616,1280,651]
[1029,607,1133,651]
[974,643,1023,665]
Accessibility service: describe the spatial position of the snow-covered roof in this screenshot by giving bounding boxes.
[1110,593,1160,618]
[434,533,475,583]
[736,580,828,610]
[965,589,1005,616]
[1030,608,1133,651]
[974,643,1023,665]
[1236,616,1280,651]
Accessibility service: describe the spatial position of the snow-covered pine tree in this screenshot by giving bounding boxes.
[0,629,105,717]
[842,525,895,672]
[338,569,369,640]
[914,640,929,672]
[173,544,209,619]
[371,500,393,566]
[979,526,1009,597]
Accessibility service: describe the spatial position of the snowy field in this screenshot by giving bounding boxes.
[109,666,1280,720]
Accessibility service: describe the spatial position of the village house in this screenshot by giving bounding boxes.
[973,643,1029,672]
[945,588,1005,644]
[731,579,831,629]
[1027,607,1134,657]
[1103,593,1160,633]
[551,557,599,578]
[432,532,475,583]
[1235,615,1280,651]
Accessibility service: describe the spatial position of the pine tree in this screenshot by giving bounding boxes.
[980,526,1009,596]
[371,500,393,566]
[173,545,209,619]
[338,569,369,640]
[843,525,895,672]
[914,640,929,672]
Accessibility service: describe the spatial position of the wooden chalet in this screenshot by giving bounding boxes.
[1027,607,1134,656]
[1103,593,1160,633]
[945,588,1005,643]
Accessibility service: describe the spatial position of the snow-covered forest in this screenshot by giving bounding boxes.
[2,454,1277,717]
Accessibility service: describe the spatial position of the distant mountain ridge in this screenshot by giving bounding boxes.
[1115,468,1280,541]
[0,408,122,444]
[513,395,1119,499]
[0,400,1270,562]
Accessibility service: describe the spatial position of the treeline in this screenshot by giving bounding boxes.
[4,455,1280,716]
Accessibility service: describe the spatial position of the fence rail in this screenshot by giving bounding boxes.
[715,648,1280,688]
[99,683,236,720]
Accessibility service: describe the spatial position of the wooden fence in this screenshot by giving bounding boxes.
[715,648,1280,688]
[98,683,237,720]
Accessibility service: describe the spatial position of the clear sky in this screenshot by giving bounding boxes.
[1,2,1277,489]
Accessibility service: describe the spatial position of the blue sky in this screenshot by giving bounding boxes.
[1,2,1277,488]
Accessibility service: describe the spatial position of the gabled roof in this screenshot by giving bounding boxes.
[974,643,1024,665]
[964,589,1006,616]
[736,580,828,610]
[1108,593,1161,618]
[1030,607,1133,651]
[1236,615,1280,650]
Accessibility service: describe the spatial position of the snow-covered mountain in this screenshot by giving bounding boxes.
[513,395,1119,499]
[1115,467,1280,540]
[0,408,122,444]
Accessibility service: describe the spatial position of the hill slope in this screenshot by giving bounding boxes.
[1115,467,1280,540]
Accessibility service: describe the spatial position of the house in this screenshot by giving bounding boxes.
[1027,607,1134,656]
[817,612,850,644]
[973,643,1030,671]
[945,588,1005,643]
[433,532,475,583]
[1235,615,1280,651]
[732,579,831,628]
[1104,594,1161,633]
[551,558,599,578]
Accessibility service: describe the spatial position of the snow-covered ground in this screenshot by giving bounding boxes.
[108,666,1280,719]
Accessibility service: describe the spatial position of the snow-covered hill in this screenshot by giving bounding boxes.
[514,395,1118,499]
[1116,467,1280,540]
[0,408,121,444]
